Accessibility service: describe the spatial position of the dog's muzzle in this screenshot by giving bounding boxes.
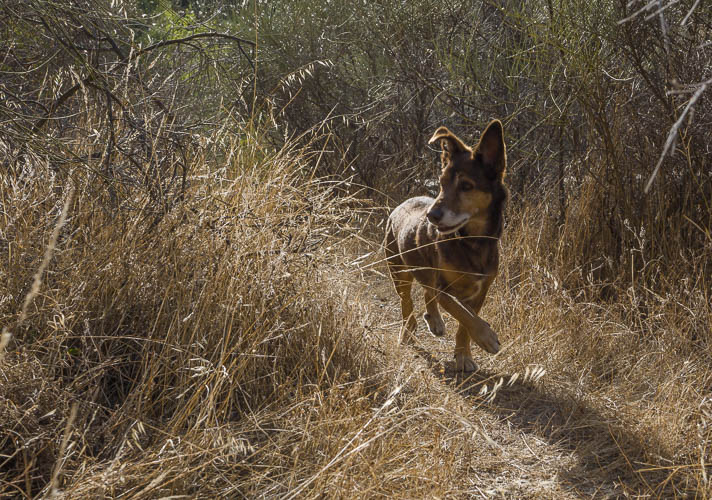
[426,206,444,225]
[427,206,470,234]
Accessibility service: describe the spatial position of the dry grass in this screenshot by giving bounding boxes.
[2,0,711,497]
[1,6,710,498]
[0,125,377,497]
[3,128,711,497]
[477,198,712,496]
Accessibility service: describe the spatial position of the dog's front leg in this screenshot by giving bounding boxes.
[437,292,500,356]
[423,288,446,337]
[454,324,477,372]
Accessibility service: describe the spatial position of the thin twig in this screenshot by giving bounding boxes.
[618,0,659,24]
[681,0,702,25]
[645,79,710,193]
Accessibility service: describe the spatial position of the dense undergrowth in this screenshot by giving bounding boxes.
[1,0,711,497]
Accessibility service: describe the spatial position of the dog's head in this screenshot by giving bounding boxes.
[425,120,507,235]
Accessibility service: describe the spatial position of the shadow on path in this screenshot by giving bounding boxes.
[411,345,692,498]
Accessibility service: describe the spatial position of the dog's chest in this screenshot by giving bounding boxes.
[439,265,487,302]
[436,243,496,302]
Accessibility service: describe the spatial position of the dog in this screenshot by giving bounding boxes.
[384,120,508,372]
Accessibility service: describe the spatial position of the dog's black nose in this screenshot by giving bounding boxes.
[427,206,443,224]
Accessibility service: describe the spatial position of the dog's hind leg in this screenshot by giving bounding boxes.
[385,224,417,344]
[423,288,445,337]
[391,271,417,344]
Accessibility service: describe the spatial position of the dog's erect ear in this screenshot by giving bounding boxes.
[476,120,506,177]
[428,126,469,166]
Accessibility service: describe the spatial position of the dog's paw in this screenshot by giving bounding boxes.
[455,353,478,372]
[423,313,445,337]
[473,323,500,354]
[483,335,500,354]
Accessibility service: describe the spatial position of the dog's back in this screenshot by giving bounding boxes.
[384,196,432,268]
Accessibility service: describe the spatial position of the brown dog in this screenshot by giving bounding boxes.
[385,120,508,372]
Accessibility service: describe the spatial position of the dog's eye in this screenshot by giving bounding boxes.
[460,182,474,191]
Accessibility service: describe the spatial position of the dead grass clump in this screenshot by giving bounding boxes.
[0,125,383,497]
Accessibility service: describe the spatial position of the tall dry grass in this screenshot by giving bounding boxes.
[1,124,373,496]
[2,111,711,499]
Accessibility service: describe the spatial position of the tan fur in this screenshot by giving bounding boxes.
[385,120,508,372]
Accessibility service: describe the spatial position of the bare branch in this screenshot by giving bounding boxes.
[644,78,711,193]
[681,0,702,25]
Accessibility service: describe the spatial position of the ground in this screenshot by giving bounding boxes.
[363,271,680,498]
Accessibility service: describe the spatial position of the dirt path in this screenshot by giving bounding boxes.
[365,275,665,499]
